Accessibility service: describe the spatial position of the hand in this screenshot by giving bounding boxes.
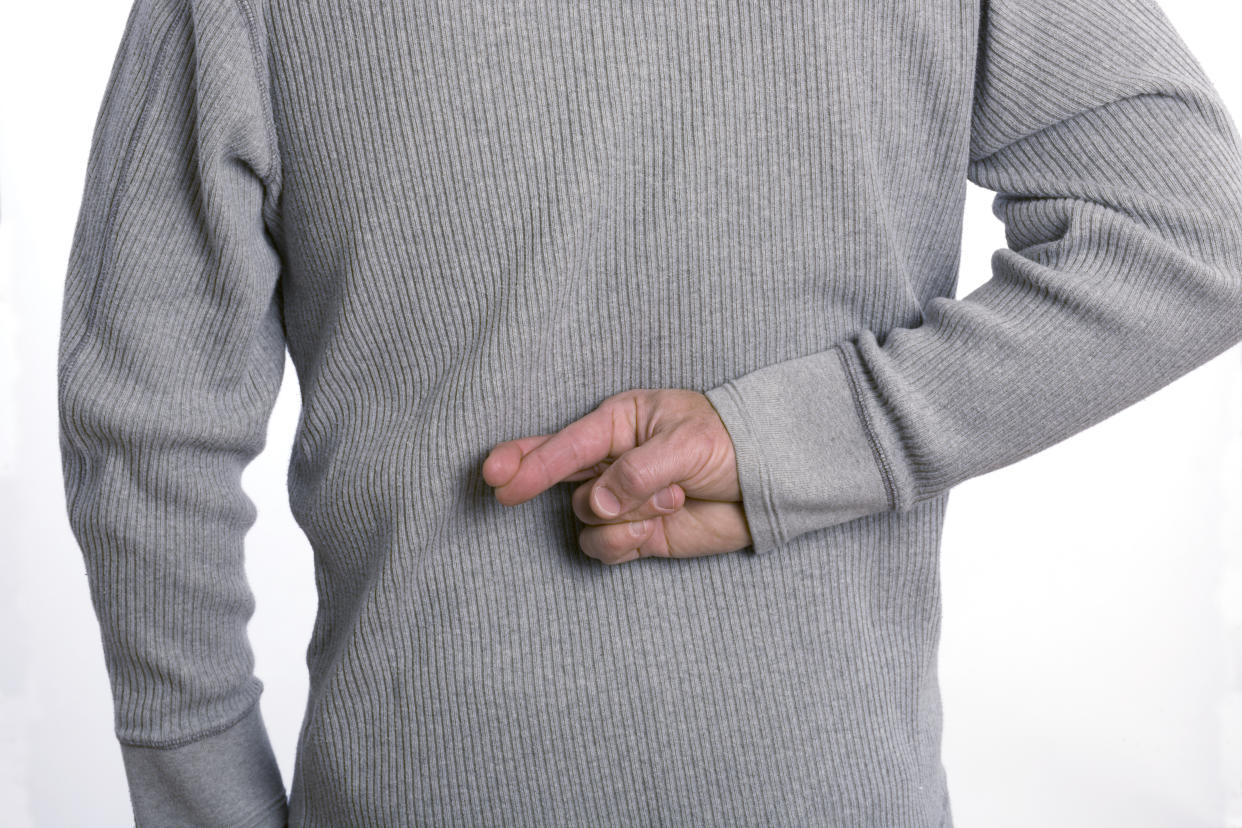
[482,389,753,564]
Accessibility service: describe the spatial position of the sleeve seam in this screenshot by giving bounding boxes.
[59,15,184,383]
[719,379,787,552]
[834,344,900,514]
[116,685,263,750]
[232,0,280,188]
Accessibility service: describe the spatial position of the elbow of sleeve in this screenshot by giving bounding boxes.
[56,327,280,746]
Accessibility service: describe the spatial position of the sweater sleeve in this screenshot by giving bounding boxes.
[56,1,289,825]
[704,0,1242,556]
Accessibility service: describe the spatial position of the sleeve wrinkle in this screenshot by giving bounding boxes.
[969,87,1224,168]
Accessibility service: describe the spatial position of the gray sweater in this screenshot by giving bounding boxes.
[57,0,1242,825]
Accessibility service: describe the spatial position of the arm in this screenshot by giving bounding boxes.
[57,0,288,824]
[704,0,1242,556]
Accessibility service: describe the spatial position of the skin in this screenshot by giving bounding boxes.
[481,389,753,565]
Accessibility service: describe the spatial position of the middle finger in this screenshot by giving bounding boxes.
[572,477,685,525]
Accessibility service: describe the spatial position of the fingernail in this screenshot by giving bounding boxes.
[629,519,650,538]
[594,486,621,518]
[654,487,676,511]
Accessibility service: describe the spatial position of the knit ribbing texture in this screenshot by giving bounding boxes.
[57,0,1242,826]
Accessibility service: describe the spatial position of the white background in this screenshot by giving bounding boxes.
[2,1,1240,826]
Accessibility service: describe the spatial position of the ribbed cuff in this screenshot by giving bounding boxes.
[120,701,288,828]
[703,344,892,555]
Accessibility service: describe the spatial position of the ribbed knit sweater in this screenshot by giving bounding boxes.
[57,0,1242,825]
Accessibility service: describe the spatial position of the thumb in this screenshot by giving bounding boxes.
[588,430,689,520]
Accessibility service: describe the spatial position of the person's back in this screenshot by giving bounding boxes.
[57,0,1242,826]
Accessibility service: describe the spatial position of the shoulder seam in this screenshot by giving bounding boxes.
[231,0,280,187]
[60,11,185,383]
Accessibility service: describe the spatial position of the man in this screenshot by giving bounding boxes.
[58,0,1242,825]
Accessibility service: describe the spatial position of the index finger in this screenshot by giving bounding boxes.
[489,395,637,506]
[483,434,605,495]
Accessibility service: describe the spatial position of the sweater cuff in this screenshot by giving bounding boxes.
[119,701,288,828]
[703,343,893,555]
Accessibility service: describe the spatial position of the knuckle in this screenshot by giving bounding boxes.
[530,448,558,482]
[610,525,635,553]
[579,524,634,565]
[607,524,640,563]
[679,416,715,447]
[673,420,716,466]
[611,454,654,494]
[600,389,634,407]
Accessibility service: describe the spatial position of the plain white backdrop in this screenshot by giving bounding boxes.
[3,1,1241,826]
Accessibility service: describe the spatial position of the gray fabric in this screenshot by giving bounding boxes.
[704,347,892,555]
[56,0,1242,825]
[120,702,287,828]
